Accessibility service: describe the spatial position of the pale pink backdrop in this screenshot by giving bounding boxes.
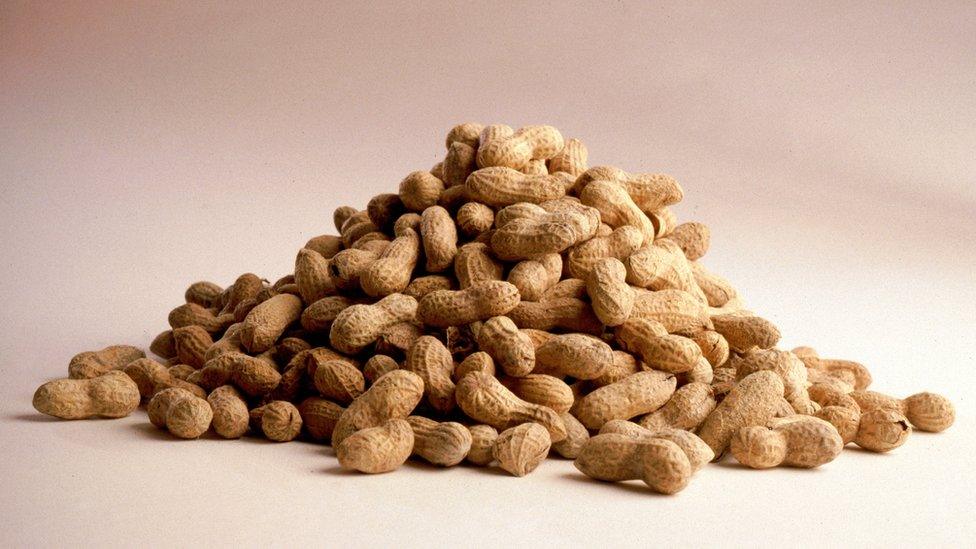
[1,2,974,547]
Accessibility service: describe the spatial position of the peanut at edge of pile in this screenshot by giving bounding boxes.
[32,122,956,494]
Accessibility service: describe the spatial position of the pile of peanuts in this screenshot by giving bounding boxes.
[33,123,955,494]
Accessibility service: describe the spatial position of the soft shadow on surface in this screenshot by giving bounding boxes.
[10,413,63,423]
[321,464,372,476]
[557,472,669,497]
[130,422,180,441]
[712,460,828,472]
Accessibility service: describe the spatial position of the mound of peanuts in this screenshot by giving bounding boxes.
[32,123,955,494]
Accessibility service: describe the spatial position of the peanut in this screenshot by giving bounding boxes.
[336,418,415,473]
[172,326,213,369]
[476,125,564,170]
[297,397,345,441]
[148,387,212,439]
[493,422,551,476]
[697,370,786,457]
[548,138,588,177]
[207,385,249,439]
[551,412,590,459]
[407,416,472,466]
[330,293,418,354]
[68,345,145,379]
[197,352,281,396]
[331,370,424,446]
[360,226,420,297]
[534,334,613,380]
[615,319,702,373]
[123,357,206,399]
[455,371,567,442]
[665,221,710,260]
[417,280,520,327]
[854,409,911,452]
[474,316,535,377]
[239,293,303,353]
[710,314,781,353]
[574,433,692,494]
[586,257,635,327]
[250,401,302,442]
[638,382,716,432]
[574,370,677,430]
[34,371,141,420]
[507,253,562,301]
[454,242,504,289]
[850,390,954,433]
[730,416,843,469]
[500,374,574,414]
[732,349,817,415]
[399,171,444,212]
[579,180,656,244]
[419,206,459,272]
[309,349,365,405]
[404,335,456,413]
[598,420,714,473]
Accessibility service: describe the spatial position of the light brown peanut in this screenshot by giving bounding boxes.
[417,281,520,327]
[493,422,551,476]
[336,418,414,473]
[407,416,472,466]
[148,387,212,439]
[534,334,613,380]
[207,385,249,439]
[455,371,567,442]
[697,370,786,457]
[330,293,418,354]
[34,371,141,420]
[730,416,843,469]
[331,370,425,446]
[574,370,676,430]
[850,390,955,433]
[239,293,303,353]
[639,382,716,431]
[68,345,145,379]
[474,316,535,377]
[574,433,692,494]
[586,257,635,327]
[404,335,456,413]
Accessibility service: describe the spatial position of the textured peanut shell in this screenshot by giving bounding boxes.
[586,257,635,327]
[304,234,343,259]
[456,202,494,236]
[475,316,535,377]
[330,293,418,354]
[123,358,206,399]
[148,387,212,439]
[567,225,643,279]
[507,254,561,301]
[730,416,843,469]
[34,371,141,420]
[68,345,145,379]
[548,138,588,177]
[615,319,702,374]
[454,243,504,289]
[697,370,786,457]
[501,374,574,414]
[579,180,656,245]
[574,370,677,430]
[455,372,567,442]
[407,416,472,466]
[297,397,345,441]
[184,280,223,307]
[733,349,816,415]
[851,390,955,433]
[534,334,613,380]
[509,297,604,335]
[360,227,421,297]
[207,385,249,439]
[336,419,414,474]
[239,293,303,353]
[399,171,444,212]
[666,222,710,261]
[251,401,302,442]
[630,289,713,335]
[363,355,400,383]
[598,420,714,473]
[690,262,737,307]
[404,336,456,413]
[197,352,281,396]
[574,434,692,495]
[691,330,730,368]
[854,409,911,452]
[466,424,499,466]
[493,423,551,476]
[419,206,459,272]
[172,326,213,369]
[573,166,683,212]
[311,356,365,405]
[551,412,590,459]
[417,281,520,328]
[331,370,425,446]
[589,350,641,388]
[295,248,336,304]
[454,352,496,381]
[168,302,234,334]
[300,296,358,334]
[639,382,716,431]
[403,275,456,299]
[150,330,177,359]
[710,314,781,353]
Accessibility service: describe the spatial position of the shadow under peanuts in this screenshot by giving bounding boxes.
[10,413,63,423]
[557,472,674,497]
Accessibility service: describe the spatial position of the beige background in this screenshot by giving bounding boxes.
[1,2,974,547]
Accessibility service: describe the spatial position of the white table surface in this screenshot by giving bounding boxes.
[2,2,974,547]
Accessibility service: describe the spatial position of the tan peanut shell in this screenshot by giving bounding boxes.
[598,420,714,473]
[615,319,702,373]
[407,416,472,466]
[360,227,420,297]
[404,335,456,413]
[150,330,177,359]
[417,281,520,327]
[172,326,212,369]
[148,387,212,439]
[509,297,604,335]
[851,390,954,433]
[630,289,713,335]
[123,358,206,399]
[455,371,567,442]
[551,412,590,459]
[854,409,911,452]
[574,433,692,494]
[298,397,345,441]
[250,401,302,442]
[68,345,145,379]
[639,382,716,431]
[501,375,574,414]
[493,423,551,476]
[207,385,249,439]
[730,416,843,469]
[697,370,786,457]
[300,296,358,334]
[455,202,494,237]
[34,371,141,420]
[574,370,677,430]
[733,349,817,415]
[586,257,634,327]
[534,334,613,380]
[475,316,535,377]
[336,418,414,474]
[420,206,459,272]
[710,314,781,353]
[548,138,588,177]
[304,234,343,259]
[330,293,418,354]
[331,370,425,446]
[579,180,656,245]
[295,248,336,304]
[310,353,365,405]
[573,166,683,212]
[507,254,562,301]
[691,330,730,368]
[466,424,500,466]
[239,293,303,353]
[476,125,564,170]
[363,355,400,383]
[454,242,504,289]
[666,222,710,260]
[197,352,281,396]
[399,171,444,211]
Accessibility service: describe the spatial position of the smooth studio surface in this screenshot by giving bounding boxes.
[1,2,974,547]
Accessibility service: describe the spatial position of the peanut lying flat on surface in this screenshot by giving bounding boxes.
[32,120,956,497]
